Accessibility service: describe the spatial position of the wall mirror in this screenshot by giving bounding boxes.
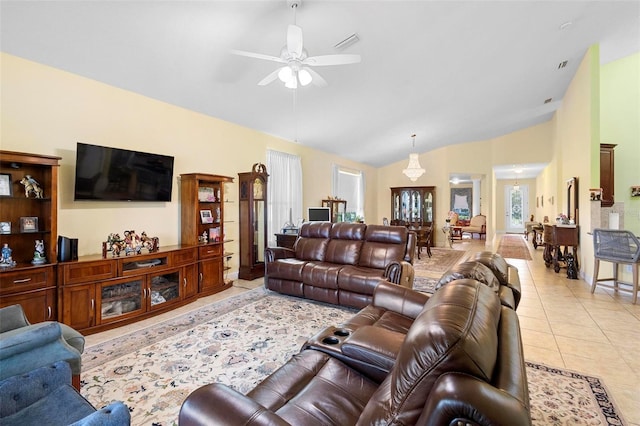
[566,177,579,224]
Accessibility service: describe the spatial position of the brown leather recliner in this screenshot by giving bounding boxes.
[179,280,531,425]
[264,222,416,309]
[436,252,522,310]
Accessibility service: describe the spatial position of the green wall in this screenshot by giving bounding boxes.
[601,52,640,234]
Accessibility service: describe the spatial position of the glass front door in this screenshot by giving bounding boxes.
[504,185,528,233]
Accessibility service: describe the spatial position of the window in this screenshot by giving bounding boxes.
[332,165,365,221]
[266,150,303,246]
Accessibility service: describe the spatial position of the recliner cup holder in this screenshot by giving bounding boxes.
[322,336,340,345]
[333,329,350,337]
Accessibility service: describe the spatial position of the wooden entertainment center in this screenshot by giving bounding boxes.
[57,245,200,333]
[0,150,236,334]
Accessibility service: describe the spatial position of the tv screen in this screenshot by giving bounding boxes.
[308,207,331,222]
[74,142,174,201]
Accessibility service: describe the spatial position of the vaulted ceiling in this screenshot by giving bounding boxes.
[2,1,639,170]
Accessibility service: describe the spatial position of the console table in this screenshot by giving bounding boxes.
[543,224,579,273]
[274,233,297,250]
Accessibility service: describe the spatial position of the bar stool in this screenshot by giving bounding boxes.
[591,228,640,304]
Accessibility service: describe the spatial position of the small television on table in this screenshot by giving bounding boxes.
[307,207,331,222]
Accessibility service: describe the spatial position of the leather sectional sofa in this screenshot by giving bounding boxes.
[179,279,531,425]
[264,222,416,309]
[436,251,522,310]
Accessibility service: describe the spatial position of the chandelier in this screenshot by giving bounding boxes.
[402,134,425,181]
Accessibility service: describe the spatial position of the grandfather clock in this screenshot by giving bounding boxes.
[238,163,268,280]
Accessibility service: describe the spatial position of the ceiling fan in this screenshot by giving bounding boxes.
[231,0,361,89]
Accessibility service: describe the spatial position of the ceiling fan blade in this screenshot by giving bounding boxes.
[257,68,283,86]
[287,24,303,58]
[304,67,328,87]
[304,54,361,66]
[231,49,284,63]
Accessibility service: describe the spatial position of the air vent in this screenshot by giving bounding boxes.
[544,98,553,104]
[558,60,568,69]
[334,33,360,50]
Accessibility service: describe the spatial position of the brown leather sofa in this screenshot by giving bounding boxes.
[264,222,416,309]
[179,280,531,425]
[436,251,522,310]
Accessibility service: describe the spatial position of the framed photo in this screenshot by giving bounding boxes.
[208,227,220,242]
[0,173,12,197]
[631,186,640,197]
[198,187,216,202]
[20,216,38,233]
[589,188,603,201]
[0,221,11,234]
[200,209,213,224]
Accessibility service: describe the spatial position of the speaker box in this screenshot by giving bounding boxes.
[58,236,78,262]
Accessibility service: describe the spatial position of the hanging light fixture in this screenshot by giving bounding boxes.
[513,165,522,190]
[402,134,425,181]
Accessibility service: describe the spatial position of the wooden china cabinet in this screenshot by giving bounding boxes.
[390,186,436,247]
[0,150,60,323]
[390,186,436,225]
[238,163,268,280]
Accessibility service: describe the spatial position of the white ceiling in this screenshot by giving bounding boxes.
[2,1,639,170]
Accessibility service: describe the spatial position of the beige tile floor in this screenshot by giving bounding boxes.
[84,235,640,425]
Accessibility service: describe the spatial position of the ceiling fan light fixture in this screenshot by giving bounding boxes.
[278,66,293,83]
[285,76,298,89]
[298,68,312,86]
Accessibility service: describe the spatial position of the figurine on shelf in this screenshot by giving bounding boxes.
[104,230,159,258]
[200,230,209,244]
[140,231,159,252]
[32,239,46,265]
[19,175,44,198]
[1,243,17,268]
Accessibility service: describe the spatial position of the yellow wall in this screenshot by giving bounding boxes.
[0,53,377,269]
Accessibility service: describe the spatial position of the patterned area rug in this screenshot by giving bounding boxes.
[413,276,438,293]
[82,287,626,426]
[497,234,533,260]
[413,247,468,278]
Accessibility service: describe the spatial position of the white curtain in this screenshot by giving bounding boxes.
[266,150,303,247]
[332,164,365,220]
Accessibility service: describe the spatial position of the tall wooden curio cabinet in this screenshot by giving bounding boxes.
[0,151,60,323]
[180,173,234,295]
[390,186,436,225]
[238,163,268,280]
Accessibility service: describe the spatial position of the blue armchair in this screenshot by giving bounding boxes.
[0,304,85,389]
[0,361,130,426]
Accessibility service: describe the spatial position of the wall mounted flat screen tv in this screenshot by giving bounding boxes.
[74,142,175,201]
[307,207,331,222]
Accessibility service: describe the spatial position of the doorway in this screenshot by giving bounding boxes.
[504,185,528,233]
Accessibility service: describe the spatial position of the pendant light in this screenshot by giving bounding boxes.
[402,134,425,181]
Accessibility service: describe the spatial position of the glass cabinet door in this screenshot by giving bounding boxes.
[149,270,181,308]
[424,191,433,222]
[254,197,265,263]
[99,279,144,322]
